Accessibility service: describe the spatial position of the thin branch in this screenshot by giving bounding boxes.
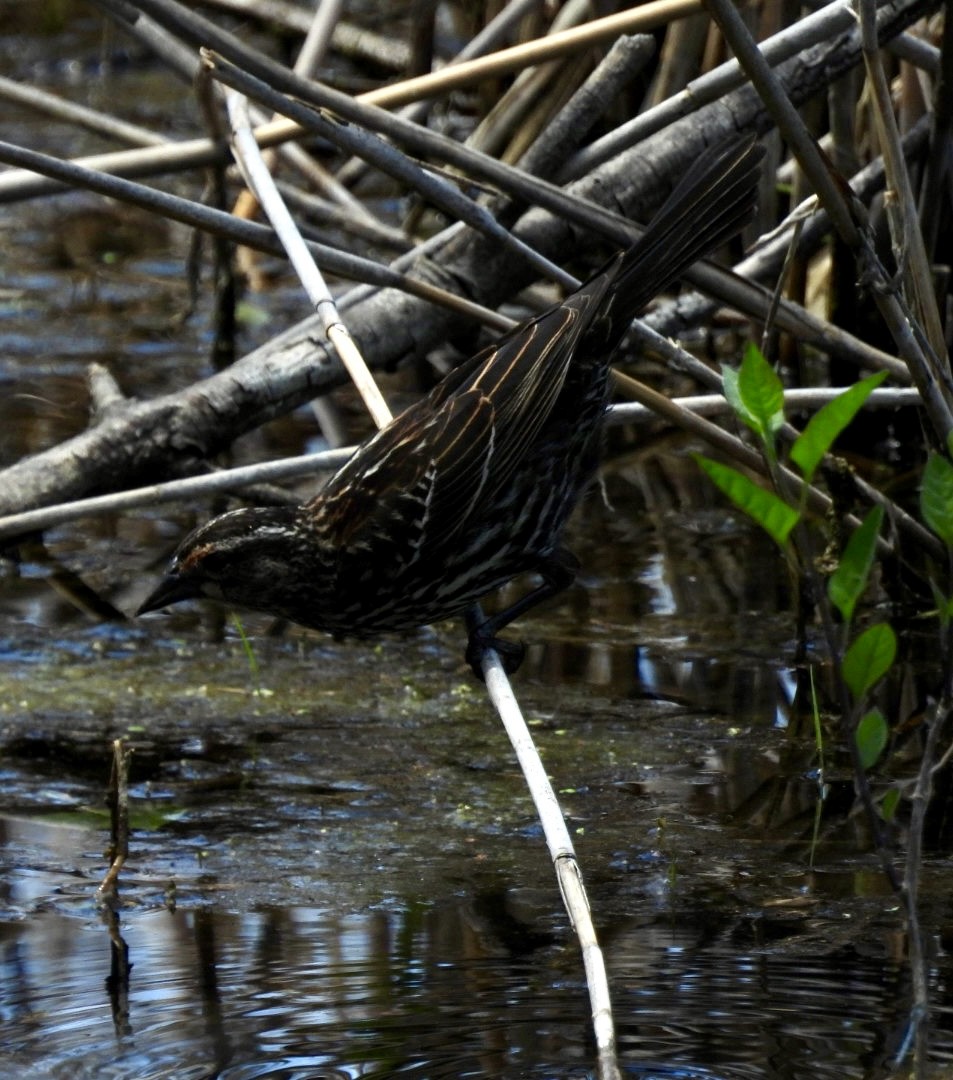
[0,139,512,332]
[224,89,393,428]
[0,390,923,543]
[0,449,354,543]
[611,385,921,422]
[0,73,167,148]
[480,641,621,1080]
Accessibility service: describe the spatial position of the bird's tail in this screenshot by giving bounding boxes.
[605,138,764,333]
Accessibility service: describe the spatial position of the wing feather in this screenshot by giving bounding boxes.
[306,248,624,550]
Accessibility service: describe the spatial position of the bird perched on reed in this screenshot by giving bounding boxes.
[138,139,762,675]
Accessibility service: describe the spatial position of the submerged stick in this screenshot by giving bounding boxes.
[481,645,621,1080]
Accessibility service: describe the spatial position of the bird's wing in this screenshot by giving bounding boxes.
[437,260,622,489]
[307,265,621,550]
[307,388,492,549]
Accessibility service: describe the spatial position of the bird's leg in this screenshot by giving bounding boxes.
[465,548,580,677]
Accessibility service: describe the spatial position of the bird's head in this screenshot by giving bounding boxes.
[137,505,306,619]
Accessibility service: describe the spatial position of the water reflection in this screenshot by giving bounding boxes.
[0,879,949,1079]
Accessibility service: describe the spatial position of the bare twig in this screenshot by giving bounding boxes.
[225,89,393,428]
[0,389,924,545]
[0,449,354,543]
[0,73,167,147]
[96,739,133,908]
[481,647,621,1080]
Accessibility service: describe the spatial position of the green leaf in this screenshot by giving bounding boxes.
[733,343,785,447]
[827,505,883,623]
[842,623,896,699]
[921,453,953,547]
[721,364,748,425]
[881,786,901,822]
[695,456,800,548]
[855,708,888,769]
[790,372,888,482]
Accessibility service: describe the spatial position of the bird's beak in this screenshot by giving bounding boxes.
[136,572,196,616]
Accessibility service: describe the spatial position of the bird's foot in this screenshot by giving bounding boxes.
[465,624,526,679]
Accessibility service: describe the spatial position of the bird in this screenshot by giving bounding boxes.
[138,138,763,676]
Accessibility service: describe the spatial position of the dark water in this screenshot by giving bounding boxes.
[1,533,949,1079]
[2,9,953,1080]
[0,876,939,1080]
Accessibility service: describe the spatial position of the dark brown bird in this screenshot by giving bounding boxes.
[138,139,762,674]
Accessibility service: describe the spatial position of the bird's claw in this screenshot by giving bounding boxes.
[465,626,526,679]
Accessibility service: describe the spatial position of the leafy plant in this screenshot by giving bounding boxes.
[698,345,896,816]
[695,455,799,548]
[828,506,883,624]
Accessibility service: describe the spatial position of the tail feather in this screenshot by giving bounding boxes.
[604,138,764,333]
